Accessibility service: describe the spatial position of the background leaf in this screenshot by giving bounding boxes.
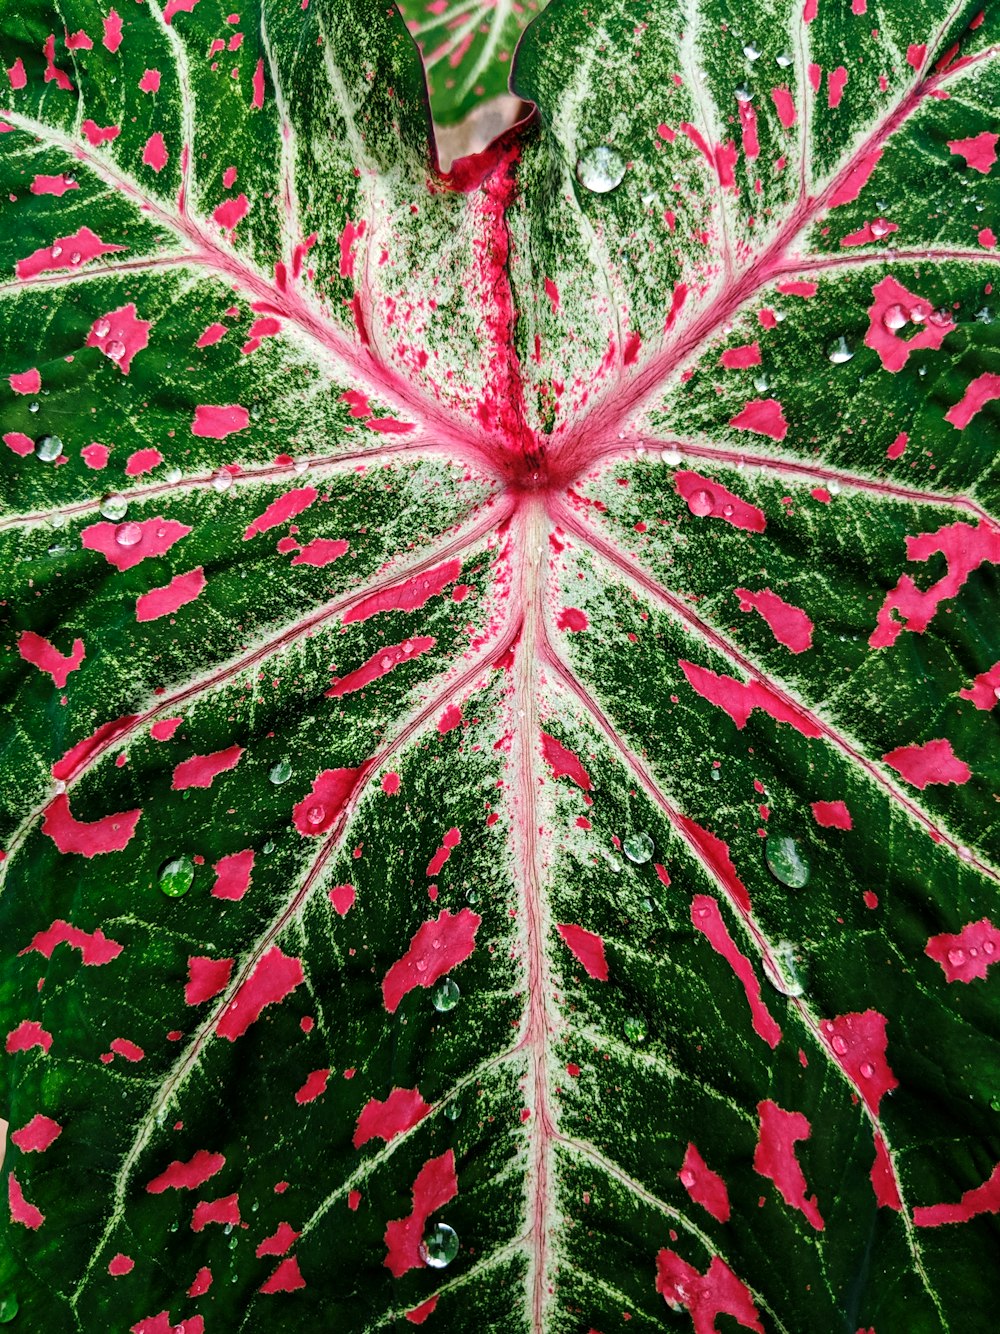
[1,1,998,1331]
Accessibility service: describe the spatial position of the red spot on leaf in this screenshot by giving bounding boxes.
[925,919,1000,983]
[191,1194,240,1232]
[5,1020,52,1055]
[260,1255,305,1293]
[244,487,318,540]
[8,1174,44,1229]
[81,442,110,468]
[914,1163,1000,1227]
[109,1038,144,1062]
[184,956,233,1005]
[147,1150,226,1195]
[172,744,242,790]
[16,227,124,279]
[820,1011,898,1114]
[828,148,883,207]
[865,276,954,372]
[427,826,461,876]
[754,1100,824,1230]
[353,1088,431,1149]
[948,132,997,173]
[10,1115,62,1154]
[728,398,788,442]
[691,896,780,1047]
[945,372,1000,429]
[42,793,140,857]
[680,660,821,737]
[827,65,848,107]
[191,404,249,438]
[719,342,761,370]
[17,632,85,686]
[556,923,608,981]
[437,704,463,733]
[137,567,206,622]
[295,1069,330,1104]
[215,948,304,1041]
[733,587,812,652]
[9,367,41,394]
[327,636,436,697]
[81,119,120,145]
[82,517,190,571]
[342,560,461,625]
[4,432,35,457]
[882,738,971,788]
[291,537,349,567]
[959,662,1000,710]
[108,1253,135,1276]
[293,766,364,836]
[328,883,356,916]
[339,218,367,278]
[406,1296,439,1325]
[679,1143,731,1223]
[655,1249,763,1333]
[384,1150,458,1277]
[255,1221,300,1258]
[188,1267,212,1298]
[213,194,249,229]
[382,908,481,1012]
[540,733,591,789]
[871,1132,902,1211]
[557,607,589,631]
[251,58,265,110]
[19,919,121,966]
[811,800,852,830]
[126,448,163,476]
[211,849,254,900]
[771,86,796,127]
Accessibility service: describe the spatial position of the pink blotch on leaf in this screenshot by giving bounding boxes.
[142,132,168,172]
[17,631,85,686]
[353,1087,431,1149]
[382,772,400,795]
[754,1099,824,1230]
[887,432,907,460]
[691,896,780,1048]
[865,276,953,372]
[945,372,1000,429]
[19,919,122,966]
[184,956,233,1005]
[293,766,364,836]
[437,704,462,733]
[125,447,163,476]
[328,884,355,916]
[51,714,141,782]
[295,1069,330,1105]
[216,947,304,1040]
[10,1115,62,1154]
[5,1020,52,1055]
[342,559,460,625]
[679,660,821,737]
[540,732,591,789]
[947,131,997,173]
[103,9,123,51]
[906,43,926,69]
[406,1297,439,1325]
[384,1150,458,1277]
[8,1174,44,1229]
[728,398,788,442]
[679,1142,731,1223]
[146,1149,226,1194]
[109,1038,144,1062]
[243,487,318,540]
[196,322,227,347]
[820,1011,898,1114]
[252,58,265,110]
[191,403,249,438]
[255,1221,300,1258]
[840,219,898,247]
[4,433,34,457]
[213,194,249,229]
[6,57,26,89]
[811,800,852,830]
[188,1267,212,1298]
[827,65,848,107]
[914,1162,1000,1227]
[733,587,813,652]
[978,227,997,249]
[771,85,796,127]
[925,919,1000,983]
[680,817,752,916]
[9,368,41,394]
[87,303,152,374]
[719,342,761,369]
[81,443,110,468]
[427,826,461,876]
[136,567,206,622]
[260,1256,305,1294]
[960,662,1000,710]
[81,119,120,145]
[16,227,125,279]
[544,277,560,312]
[557,607,588,632]
[82,517,190,571]
[776,280,816,297]
[191,1194,240,1232]
[882,738,971,789]
[871,1132,902,1211]
[42,793,140,857]
[828,148,883,207]
[172,743,242,790]
[382,908,481,1013]
[339,218,367,279]
[655,1250,763,1334]
[556,923,609,981]
[290,537,349,567]
[131,1314,203,1334]
[108,1254,135,1277]
[151,716,182,741]
[139,69,161,93]
[326,636,435,697]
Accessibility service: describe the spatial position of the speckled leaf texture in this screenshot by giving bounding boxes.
[0,1,998,1331]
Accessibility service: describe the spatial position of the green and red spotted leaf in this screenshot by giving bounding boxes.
[0,0,998,1331]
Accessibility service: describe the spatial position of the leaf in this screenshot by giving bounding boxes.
[0,1,998,1331]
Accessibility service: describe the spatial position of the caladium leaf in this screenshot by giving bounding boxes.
[1,0,998,1331]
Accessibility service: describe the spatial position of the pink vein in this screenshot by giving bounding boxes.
[550,496,998,883]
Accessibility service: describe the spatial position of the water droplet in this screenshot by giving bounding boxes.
[35,435,62,462]
[775,51,793,67]
[106,339,126,362]
[114,521,143,548]
[431,977,460,1012]
[27,400,39,414]
[269,758,292,785]
[743,42,761,61]
[575,145,626,194]
[443,1099,462,1121]
[623,1015,647,1043]
[212,470,233,492]
[420,1221,459,1269]
[158,855,195,898]
[293,459,309,474]
[985,941,995,955]
[764,940,805,997]
[642,896,655,912]
[869,217,892,239]
[764,835,810,889]
[660,447,683,466]
[831,1034,848,1056]
[974,306,993,325]
[465,888,478,905]
[166,466,183,483]
[679,1168,695,1187]
[827,478,841,495]
[262,839,276,854]
[622,831,654,864]
[927,306,952,328]
[752,371,770,392]
[50,244,63,259]
[908,300,930,324]
[305,803,326,827]
[947,947,965,966]
[93,317,111,338]
[825,335,854,364]
[100,494,128,521]
[734,85,754,102]
[710,768,721,782]
[69,251,82,266]
[0,1292,18,1323]
[860,1061,875,1078]
[881,303,909,331]
[687,488,713,517]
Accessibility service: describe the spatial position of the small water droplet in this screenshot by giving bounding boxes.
[305,803,326,826]
[827,478,841,495]
[100,494,128,521]
[831,1034,848,1056]
[114,521,143,548]
[882,303,909,331]
[293,458,309,474]
[431,977,460,1012]
[158,855,195,898]
[974,306,993,325]
[28,400,40,414]
[420,1221,459,1269]
[687,488,713,517]
[262,839,276,854]
[642,896,655,912]
[69,251,82,266]
[35,435,62,462]
[660,447,683,466]
[622,831,654,864]
[908,300,930,324]
[826,335,854,364]
[63,171,77,186]
[947,947,966,966]
[212,470,233,492]
[775,51,793,67]
[710,767,721,781]
[734,85,754,102]
[985,941,995,955]
[764,940,804,997]
[269,758,292,785]
[764,835,810,889]
[623,1015,647,1043]
[679,1168,695,1187]
[50,244,63,259]
[443,1099,462,1121]
[465,887,478,905]
[752,371,770,392]
[106,339,126,362]
[166,466,183,483]
[927,306,952,328]
[743,42,761,61]
[860,1061,875,1078]
[869,217,892,239]
[93,317,111,338]
[575,144,626,194]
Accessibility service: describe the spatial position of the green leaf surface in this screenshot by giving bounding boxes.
[0,1,998,1331]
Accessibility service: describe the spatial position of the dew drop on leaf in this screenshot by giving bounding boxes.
[734,85,754,102]
[100,494,128,521]
[212,470,233,493]
[775,51,793,67]
[764,835,811,889]
[269,758,293,785]
[114,522,143,548]
[305,803,326,827]
[443,1099,462,1121]
[687,488,713,517]
[0,1293,18,1324]
[825,335,855,365]
[27,401,39,414]
[106,339,127,362]
[35,435,62,462]
[575,145,626,194]
[660,447,682,465]
[764,940,805,997]
[869,217,892,239]
[420,1221,459,1269]
[752,371,770,392]
[624,1015,647,1043]
[622,831,654,863]
[882,303,909,331]
[742,42,761,60]
[158,855,195,898]
[432,977,461,1012]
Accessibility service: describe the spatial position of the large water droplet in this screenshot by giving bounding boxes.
[158,855,195,898]
[927,306,952,328]
[269,758,292,785]
[764,940,805,997]
[660,447,683,466]
[431,977,460,1012]
[743,42,761,61]
[775,51,793,67]
[882,303,909,331]
[0,1292,18,1324]
[93,317,111,339]
[859,1061,875,1078]
[212,470,233,493]
[622,831,654,864]
[106,339,127,362]
[63,171,77,187]
[305,803,326,827]
[27,400,40,414]
[825,335,854,364]
[443,1099,463,1121]
[869,217,892,239]
[35,435,62,462]
[831,1033,848,1056]
[575,145,626,194]
[947,946,965,967]
[114,521,143,548]
[764,835,810,889]
[100,494,128,521]
[623,1015,647,1043]
[752,371,770,393]
[687,488,713,517]
[50,244,63,260]
[420,1221,459,1269]
[734,85,754,102]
